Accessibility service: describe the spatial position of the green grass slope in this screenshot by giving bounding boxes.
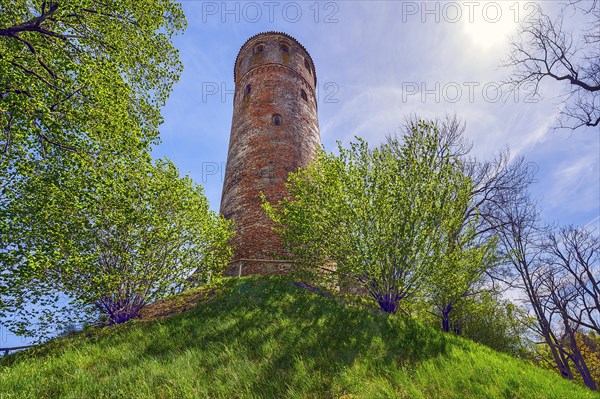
[0,276,596,398]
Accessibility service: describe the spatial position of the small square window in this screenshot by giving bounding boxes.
[272,114,283,126]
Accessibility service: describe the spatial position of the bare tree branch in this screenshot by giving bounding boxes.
[503,3,600,130]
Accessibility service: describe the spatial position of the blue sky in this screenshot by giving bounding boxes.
[154,0,599,231]
[3,0,598,348]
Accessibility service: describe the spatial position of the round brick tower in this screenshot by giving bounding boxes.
[220,32,320,276]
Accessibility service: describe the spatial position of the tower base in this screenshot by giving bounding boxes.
[222,259,295,277]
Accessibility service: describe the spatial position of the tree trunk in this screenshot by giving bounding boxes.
[441,304,452,332]
[529,291,574,380]
[563,317,597,390]
[376,292,398,314]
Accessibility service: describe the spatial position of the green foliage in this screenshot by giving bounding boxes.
[264,121,474,315]
[0,277,594,398]
[424,224,498,332]
[0,0,186,160]
[574,332,600,388]
[457,292,532,357]
[0,0,187,327]
[2,152,233,334]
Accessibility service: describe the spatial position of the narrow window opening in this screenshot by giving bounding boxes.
[280,43,289,52]
[272,114,283,126]
[304,58,311,74]
[255,43,264,53]
[301,89,308,102]
[246,84,251,94]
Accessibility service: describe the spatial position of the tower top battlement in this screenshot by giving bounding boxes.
[233,31,317,87]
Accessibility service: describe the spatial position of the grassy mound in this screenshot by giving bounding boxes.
[0,276,595,398]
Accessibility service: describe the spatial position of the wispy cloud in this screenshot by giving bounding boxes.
[157,1,598,225]
[547,153,600,213]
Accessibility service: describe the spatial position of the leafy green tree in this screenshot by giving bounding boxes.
[424,228,497,333]
[391,116,530,333]
[2,153,233,333]
[0,0,186,163]
[1,0,188,336]
[264,121,473,315]
[458,292,532,357]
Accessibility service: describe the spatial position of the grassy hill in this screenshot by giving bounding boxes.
[0,276,596,398]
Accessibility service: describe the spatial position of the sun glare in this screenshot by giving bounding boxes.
[461,1,527,50]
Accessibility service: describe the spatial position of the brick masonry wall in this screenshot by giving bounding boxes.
[220,32,321,276]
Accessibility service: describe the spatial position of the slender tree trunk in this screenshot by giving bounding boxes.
[527,281,574,380]
[536,307,573,380]
[441,304,452,332]
[562,314,598,390]
[569,339,598,391]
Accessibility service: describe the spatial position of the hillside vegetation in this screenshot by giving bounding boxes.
[0,276,596,399]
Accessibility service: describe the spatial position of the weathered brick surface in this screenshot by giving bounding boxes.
[220,32,321,276]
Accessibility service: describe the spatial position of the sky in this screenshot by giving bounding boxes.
[2,0,599,348]
[155,0,599,231]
